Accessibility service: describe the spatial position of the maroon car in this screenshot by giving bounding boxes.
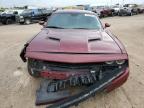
[20,10,129,107]
[95,6,114,17]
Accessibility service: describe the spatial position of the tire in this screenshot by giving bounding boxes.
[24,19,31,25]
[6,19,13,24]
[111,12,114,17]
[129,12,133,16]
[2,21,6,25]
[27,59,40,78]
[1,19,13,25]
[100,12,104,18]
[118,13,122,16]
[19,22,24,25]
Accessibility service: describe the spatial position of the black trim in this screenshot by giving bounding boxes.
[20,43,29,62]
[46,67,126,108]
[29,51,124,55]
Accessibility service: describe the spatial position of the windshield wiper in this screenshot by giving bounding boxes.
[72,28,99,30]
[46,26,64,29]
[71,28,90,29]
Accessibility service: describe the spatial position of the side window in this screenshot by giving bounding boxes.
[41,9,46,14]
[41,9,50,14]
[33,9,42,15]
[38,9,43,14]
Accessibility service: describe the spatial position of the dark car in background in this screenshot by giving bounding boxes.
[1,10,23,25]
[137,5,144,13]
[18,9,53,24]
[93,6,114,18]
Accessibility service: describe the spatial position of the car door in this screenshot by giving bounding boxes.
[32,9,42,22]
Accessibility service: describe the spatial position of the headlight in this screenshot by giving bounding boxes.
[105,61,114,65]
[116,60,125,65]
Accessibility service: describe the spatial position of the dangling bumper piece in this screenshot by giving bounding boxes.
[20,43,29,62]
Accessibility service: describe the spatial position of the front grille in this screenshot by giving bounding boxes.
[28,59,127,73]
[41,62,102,71]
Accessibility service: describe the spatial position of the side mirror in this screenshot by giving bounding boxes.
[105,23,111,28]
[39,21,45,26]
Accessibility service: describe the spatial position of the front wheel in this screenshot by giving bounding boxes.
[111,12,114,17]
[1,21,6,25]
[7,19,13,24]
[129,12,133,16]
[19,22,24,25]
[118,12,122,16]
[2,19,13,25]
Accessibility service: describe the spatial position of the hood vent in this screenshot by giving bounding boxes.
[48,37,60,42]
[48,37,101,43]
[88,38,101,42]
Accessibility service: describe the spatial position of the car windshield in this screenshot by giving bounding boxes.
[96,6,105,9]
[3,10,14,14]
[46,13,102,29]
[112,6,119,8]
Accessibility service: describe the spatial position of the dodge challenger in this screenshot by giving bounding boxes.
[20,10,129,107]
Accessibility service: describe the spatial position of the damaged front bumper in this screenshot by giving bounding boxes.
[46,67,129,108]
[35,65,129,108]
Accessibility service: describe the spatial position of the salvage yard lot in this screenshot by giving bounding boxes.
[0,14,144,108]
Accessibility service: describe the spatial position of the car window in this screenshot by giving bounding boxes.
[34,9,42,15]
[47,13,102,29]
[41,9,52,14]
[22,9,32,14]
[3,10,14,14]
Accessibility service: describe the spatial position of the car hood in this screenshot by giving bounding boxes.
[27,28,121,54]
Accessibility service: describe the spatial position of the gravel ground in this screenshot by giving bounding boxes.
[0,14,144,108]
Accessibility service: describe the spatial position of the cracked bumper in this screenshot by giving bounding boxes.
[105,67,129,92]
[46,67,129,108]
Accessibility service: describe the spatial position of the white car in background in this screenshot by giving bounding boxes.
[111,5,121,15]
[119,4,139,16]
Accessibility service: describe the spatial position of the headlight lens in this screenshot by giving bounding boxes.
[105,60,126,65]
[105,61,114,65]
[116,60,125,65]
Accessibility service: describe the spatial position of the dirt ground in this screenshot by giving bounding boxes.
[0,14,144,108]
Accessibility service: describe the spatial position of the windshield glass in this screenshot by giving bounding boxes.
[3,10,14,14]
[47,13,102,29]
[112,6,119,8]
[96,6,105,9]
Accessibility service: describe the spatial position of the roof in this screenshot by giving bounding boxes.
[54,9,95,14]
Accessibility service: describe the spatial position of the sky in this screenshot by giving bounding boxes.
[0,0,144,8]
